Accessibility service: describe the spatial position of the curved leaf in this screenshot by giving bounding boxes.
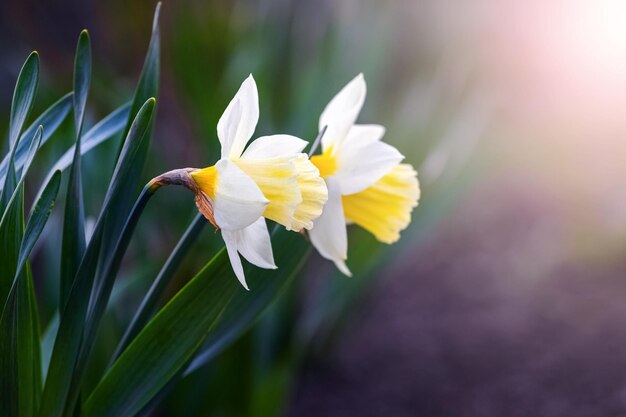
[0,93,73,185]
[32,102,131,203]
[84,228,309,417]
[39,98,156,417]
[2,169,62,313]
[0,126,43,228]
[0,168,59,417]
[8,51,39,149]
[113,213,206,361]
[73,30,91,136]
[60,30,91,307]
[99,0,160,270]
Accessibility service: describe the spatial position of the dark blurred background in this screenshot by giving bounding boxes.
[2,0,626,415]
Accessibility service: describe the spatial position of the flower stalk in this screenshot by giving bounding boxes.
[111,212,206,362]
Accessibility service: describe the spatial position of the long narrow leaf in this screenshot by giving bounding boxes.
[92,2,161,312]
[0,126,43,227]
[1,52,39,209]
[3,170,62,309]
[0,171,61,417]
[84,228,310,417]
[0,163,58,417]
[60,30,91,307]
[8,51,39,149]
[113,213,206,360]
[73,30,91,137]
[75,5,161,402]
[96,2,160,292]
[20,265,43,417]
[118,2,161,148]
[0,93,73,184]
[51,103,131,173]
[0,167,22,417]
[33,102,131,203]
[39,98,156,417]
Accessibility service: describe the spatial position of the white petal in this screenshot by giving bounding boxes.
[341,124,386,148]
[222,230,248,290]
[333,259,352,277]
[309,178,349,275]
[236,217,277,269]
[319,74,366,152]
[213,159,268,231]
[335,139,404,195]
[217,75,259,159]
[241,134,308,159]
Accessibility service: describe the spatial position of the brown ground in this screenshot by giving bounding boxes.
[286,179,626,417]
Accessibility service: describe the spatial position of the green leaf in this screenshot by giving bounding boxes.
[99,1,160,273]
[1,52,39,211]
[8,51,39,149]
[0,162,58,417]
[0,93,73,185]
[60,30,91,308]
[40,312,59,383]
[0,126,42,304]
[113,213,206,361]
[84,228,310,417]
[39,98,156,417]
[7,170,62,300]
[52,103,131,172]
[0,170,22,417]
[0,266,42,417]
[74,3,161,405]
[32,102,131,202]
[119,2,161,148]
[76,2,162,402]
[0,126,43,228]
[73,30,91,136]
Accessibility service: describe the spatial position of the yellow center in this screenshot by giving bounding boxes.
[190,165,217,199]
[310,149,337,178]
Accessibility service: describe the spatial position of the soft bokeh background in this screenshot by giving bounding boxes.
[2,0,626,415]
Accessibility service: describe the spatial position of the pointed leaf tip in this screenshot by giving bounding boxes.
[9,51,40,148]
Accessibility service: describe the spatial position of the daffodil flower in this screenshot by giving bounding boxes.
[309,74,420,275]
[155,75,327,289]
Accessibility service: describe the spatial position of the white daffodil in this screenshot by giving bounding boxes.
[159,75,327,289]
[309,74,420,276]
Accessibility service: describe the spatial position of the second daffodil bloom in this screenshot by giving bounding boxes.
[309,74,420,276]
[156,75,327,289]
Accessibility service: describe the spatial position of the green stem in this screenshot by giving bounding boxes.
[62,181,161,417]
[111,212,206,362]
